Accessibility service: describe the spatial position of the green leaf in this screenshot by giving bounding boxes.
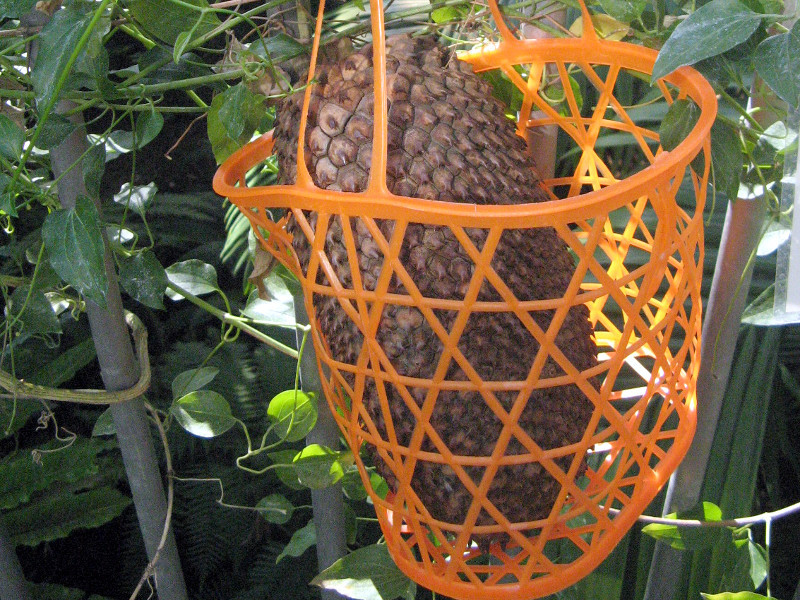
[171,367,220,399]
[255,494,295,524]
[709,121,743,200]
[34,113,76,149]
[677,502,724,551]
[127,0,221,45]
[92,408,116,437]
[170,390,236,438]
[249,32,307,62]
[269,450,305,490]
[641,502,724,550]
[29,338,97,387]
[30,2,97,107]
[741,284,778,325]
[1,399,41,438]
[112,182,157,219]
[293,444,344,489]
[173,30,193,63]
[134,109,164,148]
[72,34,112,97]
[218,84,250,141]
[0,173,16,217]
[651,0,764,81]
[207,85,265,163]
[756,220,790,256]
[659,99,702,151]
[82,144,106,199]
[0,0,37,18]
[106,111,164,154]
[137,47,212,85]
[106,225,136,250]
[276,519,316,563]
[701,593,772,600]
[268,390,318,442]
[0,113,25,160]
[165,259,219,299]
[243,272,296,325]
[7,486,131,547]
[369,471,389,499]
[747,540,767,589]
[754,20,800,109]
[311,544,415,600]
[0,193,16,218]
[431,5,466,23]
[596,0,646,23]
[760,120,798,152]
[0,438,109,510]
[42,195,108,307]
[342,469,368,501]
[7,286,62,335]
[118,250,168,309]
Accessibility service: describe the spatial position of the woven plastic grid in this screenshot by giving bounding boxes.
[212,1,715,598]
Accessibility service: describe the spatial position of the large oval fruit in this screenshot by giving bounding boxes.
[274,34,597,548]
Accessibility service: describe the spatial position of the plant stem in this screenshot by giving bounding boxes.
[166,281,301,359]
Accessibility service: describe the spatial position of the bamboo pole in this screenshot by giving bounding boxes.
[642,195,768,600]
[523,8,566,180]
[23,6,189,597]
[643,43,787,594]
[289,0,349,591]
[294,296,348,600]
[48,105,189,600]
[0,516,30,600]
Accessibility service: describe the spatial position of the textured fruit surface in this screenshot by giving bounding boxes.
[273,34,597,547]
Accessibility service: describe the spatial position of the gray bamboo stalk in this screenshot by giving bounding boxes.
[642,195,768,600]
[522,9,566,180]
[0,515,30,600]
[48,104,188,600]
[294,295,348,600]
[54,119,189,599]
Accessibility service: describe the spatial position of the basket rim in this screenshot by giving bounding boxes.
[213,36,716,227]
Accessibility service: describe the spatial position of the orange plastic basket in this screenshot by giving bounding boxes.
[214,1,715,597]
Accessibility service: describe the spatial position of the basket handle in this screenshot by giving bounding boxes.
[574,0,600,43]
[367,0,390,196]
[295,0,328,189]
[296,0,599,197]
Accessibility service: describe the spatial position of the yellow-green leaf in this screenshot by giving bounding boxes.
[268,390,318,442]
[293,444,344,489]
[170,390,236,438]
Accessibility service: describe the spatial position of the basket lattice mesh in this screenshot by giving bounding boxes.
[213,1,715,597]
